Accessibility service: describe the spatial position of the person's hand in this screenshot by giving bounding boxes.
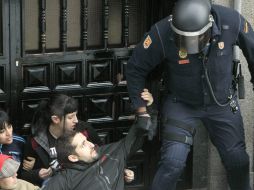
[23,157,36,171]
[141,89,153,106]
[39,167,53,179]
[124,169,134,183]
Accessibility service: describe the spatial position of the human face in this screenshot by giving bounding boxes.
[61,112,78,132]
[0,123,13,145]
[72,133,99,163]
[0,173,18,189]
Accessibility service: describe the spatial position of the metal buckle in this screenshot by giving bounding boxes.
[184,136,193,145]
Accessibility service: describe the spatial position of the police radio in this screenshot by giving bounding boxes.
[233,59,245,99]
[238,64,245,99]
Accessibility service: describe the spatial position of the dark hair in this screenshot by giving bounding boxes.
[56,130,77,164]
[0,110,11,130]
[31,94,78,136]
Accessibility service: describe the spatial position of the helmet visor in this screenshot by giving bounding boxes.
[174,29,211,54]
[170,15,214,54]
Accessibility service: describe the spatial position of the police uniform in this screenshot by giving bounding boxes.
[126,4,254,190]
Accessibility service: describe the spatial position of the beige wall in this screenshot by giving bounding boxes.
[208,0,254,189]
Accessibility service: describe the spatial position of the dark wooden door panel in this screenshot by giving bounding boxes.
[85,93,114,122]
[0,0,10,111]
[0,0,2,56]
[86,58,114,88]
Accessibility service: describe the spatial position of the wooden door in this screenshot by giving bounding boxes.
[15,0,150,189]
[0,0,10,110]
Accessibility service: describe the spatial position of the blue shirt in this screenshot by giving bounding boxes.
[0,134,25,162]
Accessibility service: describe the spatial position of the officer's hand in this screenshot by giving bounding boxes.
[136,88,156,139]
[135,110,158,140]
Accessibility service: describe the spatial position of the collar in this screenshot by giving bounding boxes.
[211,6,221,38]
[63,161,92,171]
[34,129,50,155]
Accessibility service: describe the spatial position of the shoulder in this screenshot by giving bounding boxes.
[156,16,171,28]
[212,4,241,33]
[152,16,171,35]
[1,135,25,154]
[212,4,239,19]
[43,171,68,189]
[17,179,40,190]
[13,134,26,144]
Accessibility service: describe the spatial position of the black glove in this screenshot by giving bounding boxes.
[135,114,152,131]
[135,110,158,140]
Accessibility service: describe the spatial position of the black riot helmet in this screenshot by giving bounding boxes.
[169,0,214,54]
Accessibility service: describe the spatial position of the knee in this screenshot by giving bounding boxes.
[222,150,249,171]
[160,157,186,176]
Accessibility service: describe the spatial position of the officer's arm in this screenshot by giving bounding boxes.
[236,15,254,87]
[122,115,151,157]
[126,25,164,111]
[123,99,157,157]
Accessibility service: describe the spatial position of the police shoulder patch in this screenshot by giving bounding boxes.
[143,35,152,49]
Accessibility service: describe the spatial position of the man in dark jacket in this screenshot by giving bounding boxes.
[126,0,254,189]
[42,115,154,190]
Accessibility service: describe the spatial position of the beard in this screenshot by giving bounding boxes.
[89,146,100,163]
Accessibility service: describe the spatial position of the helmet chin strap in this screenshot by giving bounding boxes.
[201,42,211,56]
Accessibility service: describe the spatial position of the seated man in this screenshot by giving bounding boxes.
[0,154,39,190]
[42,89,155,190]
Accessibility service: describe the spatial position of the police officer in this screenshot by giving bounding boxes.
[126,0,254,189]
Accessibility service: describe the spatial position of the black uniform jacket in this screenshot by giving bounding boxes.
[126,4,254,109]
[42,122,145,190]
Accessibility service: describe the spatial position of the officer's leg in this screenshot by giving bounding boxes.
[151,97,199,190]
[150,134,191,190]
[203,104,251,190]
